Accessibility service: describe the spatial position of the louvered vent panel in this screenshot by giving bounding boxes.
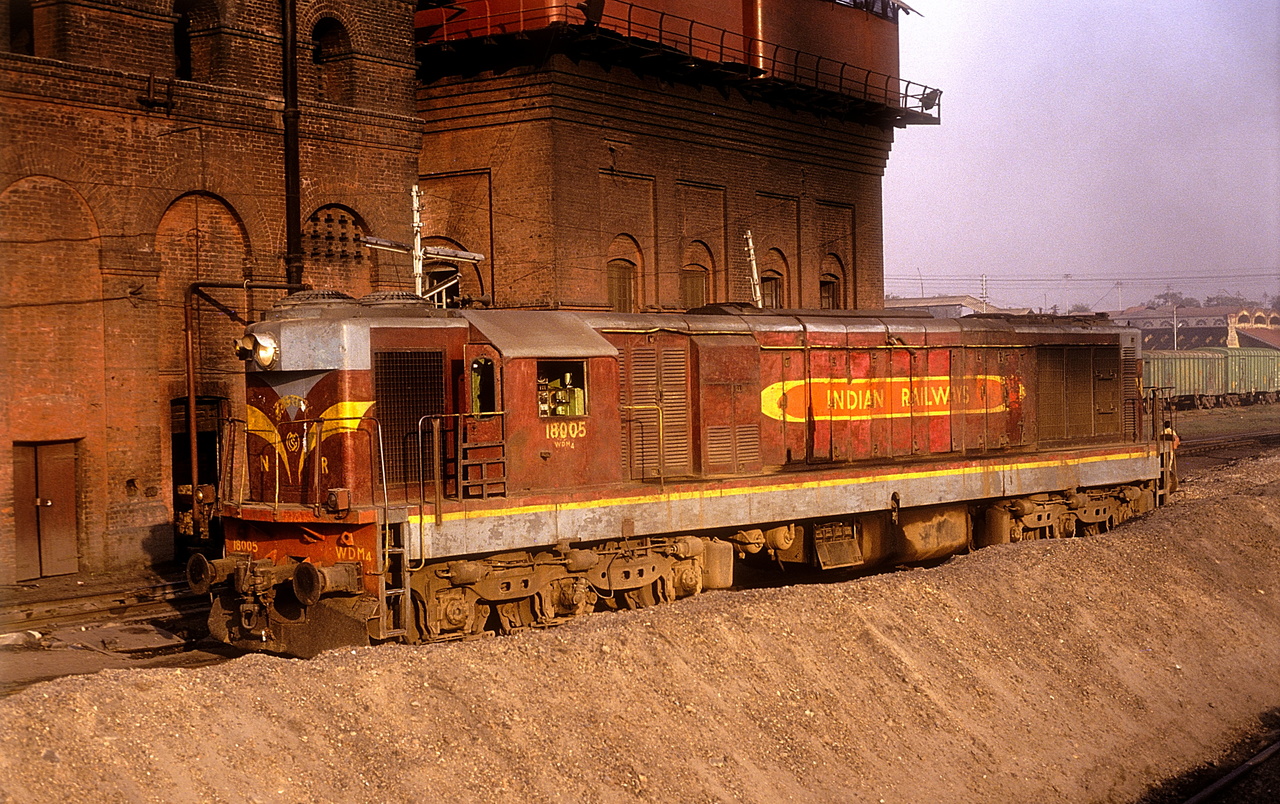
[661,349,691,474]
[706,426,734,466]
[1122,346,1139,436]
[629,348,660,476]
[735,424,761,465]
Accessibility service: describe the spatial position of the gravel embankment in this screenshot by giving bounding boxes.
[1,455,1278,803]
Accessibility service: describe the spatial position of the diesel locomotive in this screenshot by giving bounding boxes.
[187,291,1174,657]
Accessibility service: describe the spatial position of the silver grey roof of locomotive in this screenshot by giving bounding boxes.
[463,310,618,358]
[250,292,1137,372]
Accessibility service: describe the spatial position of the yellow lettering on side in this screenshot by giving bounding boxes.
[260,453,270,472]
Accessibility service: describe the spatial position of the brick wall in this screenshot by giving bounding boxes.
[0,0,419,582]
[417,56,891,312]
[2,0,905,583]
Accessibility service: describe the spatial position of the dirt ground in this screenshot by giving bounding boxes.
[1172,402,1280,439]
[1,453,1279,804]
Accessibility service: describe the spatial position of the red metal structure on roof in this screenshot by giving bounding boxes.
[415,0,941,126]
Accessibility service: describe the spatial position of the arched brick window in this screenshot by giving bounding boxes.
[680,240,714,310]
[7,0,34,55]
[606,234,642,313]
[819,253,846,309]
[608,260,637,312]
[306,206,374,297]
[760,273,783,308]
[417,235,485,305]
[819,274,840,309]
[759,248,788,309]
[312,17,355,105]
[1238,313,1250,324]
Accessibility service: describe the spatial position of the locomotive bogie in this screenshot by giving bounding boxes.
[409,536,711,640]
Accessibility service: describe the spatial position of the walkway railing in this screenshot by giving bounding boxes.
[417,0,941,118]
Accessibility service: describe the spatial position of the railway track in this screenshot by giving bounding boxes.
[1179,735,1280,804]
[0,579,206,633]
[1179,430,1280,456]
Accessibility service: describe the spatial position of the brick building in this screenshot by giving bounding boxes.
[1111,306,1280,350]
[1,0,938,583]
[1,0,421,583]
[414,0,938,311]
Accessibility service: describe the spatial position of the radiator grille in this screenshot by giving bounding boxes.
[735,424,760,464]
[1122,345,1139,436]
[373,350,445,486]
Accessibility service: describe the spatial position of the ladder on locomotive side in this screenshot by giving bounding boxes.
[376,523,410,640]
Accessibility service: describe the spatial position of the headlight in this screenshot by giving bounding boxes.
[235,333,279,369]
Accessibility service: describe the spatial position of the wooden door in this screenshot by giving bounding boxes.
[13,442,79,580]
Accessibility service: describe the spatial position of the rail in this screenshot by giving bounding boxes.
[223,414,382,508]
[417,0,941,119]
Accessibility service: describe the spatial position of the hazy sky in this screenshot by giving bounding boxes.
[883,0,1280,312]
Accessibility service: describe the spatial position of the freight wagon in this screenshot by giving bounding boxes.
[1142,348,1280,409]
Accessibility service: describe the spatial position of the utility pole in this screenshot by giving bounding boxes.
[358,185,485,307]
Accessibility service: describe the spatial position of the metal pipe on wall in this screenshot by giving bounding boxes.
[184,281,306,540]
[282,0,303,289]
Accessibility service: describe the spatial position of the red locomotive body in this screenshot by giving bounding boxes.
[189,292,1171,657]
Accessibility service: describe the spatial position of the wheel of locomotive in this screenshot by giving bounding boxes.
[409,589,429,644]
[494,598,537,633]
[623,572,676,610]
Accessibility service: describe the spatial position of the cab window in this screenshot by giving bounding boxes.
[470,357,496,416]
[537,361,586,417]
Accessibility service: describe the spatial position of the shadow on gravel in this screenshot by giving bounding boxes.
[1137,708,1280,804]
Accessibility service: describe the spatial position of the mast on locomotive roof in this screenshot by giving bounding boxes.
[744,229,763,308]
[358,183,485,306]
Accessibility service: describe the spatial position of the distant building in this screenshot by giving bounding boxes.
[883,295,1032,318]
[1109,306,1280,350]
